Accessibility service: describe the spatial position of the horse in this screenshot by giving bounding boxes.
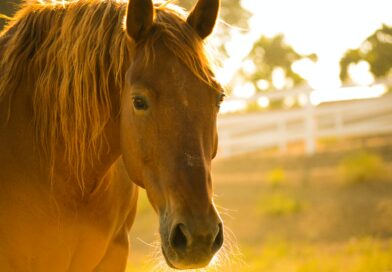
[0,0,225,270]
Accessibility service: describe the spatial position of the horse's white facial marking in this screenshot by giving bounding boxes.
[185,153,203,168]
[174,73,188,107]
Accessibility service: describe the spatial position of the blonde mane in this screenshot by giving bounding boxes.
[0,0,215,190]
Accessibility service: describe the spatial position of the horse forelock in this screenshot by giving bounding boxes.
[0,0,217,191]
[140,3,217,87]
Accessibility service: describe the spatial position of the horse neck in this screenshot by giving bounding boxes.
[0,26,125,197]
[72,118,121,192]
[52,113,122,195]
[0,82,122,196]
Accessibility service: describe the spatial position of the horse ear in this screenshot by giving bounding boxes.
[186,0,220,39]
[126,0,154,42]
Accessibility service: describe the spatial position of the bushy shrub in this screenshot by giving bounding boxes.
[266,167,286,188]
[339,151,387,184]
[258,193,302,216]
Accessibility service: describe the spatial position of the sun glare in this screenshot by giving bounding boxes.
[218,0,392,104]
[257,96,270,108]
[310,84,387,106]
[348,61,375,86]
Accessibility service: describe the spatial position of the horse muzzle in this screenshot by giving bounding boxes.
[160,212,224,269]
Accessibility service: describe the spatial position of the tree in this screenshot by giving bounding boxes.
[340,24,392,82]
[243,34,316,92]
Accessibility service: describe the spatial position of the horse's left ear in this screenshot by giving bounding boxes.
[187,0,220,39]
[126,0,154,42]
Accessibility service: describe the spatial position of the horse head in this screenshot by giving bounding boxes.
[120,0,224,269]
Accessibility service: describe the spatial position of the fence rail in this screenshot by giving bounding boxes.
[217,93,392,158]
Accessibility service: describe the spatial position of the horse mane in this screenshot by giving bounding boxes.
[0,0,215,190]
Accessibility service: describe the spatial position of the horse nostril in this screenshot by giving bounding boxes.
[212,223,224,253]
[171,223,188,250]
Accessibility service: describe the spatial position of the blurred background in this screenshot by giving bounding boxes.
[2,0,392,271]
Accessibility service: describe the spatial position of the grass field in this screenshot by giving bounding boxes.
[125,139,392,272]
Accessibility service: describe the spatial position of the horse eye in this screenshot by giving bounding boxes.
[132,96,149,110]
[217,93,225,107]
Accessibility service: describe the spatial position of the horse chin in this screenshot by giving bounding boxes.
[161,246,211,270]
[161,246,177,269]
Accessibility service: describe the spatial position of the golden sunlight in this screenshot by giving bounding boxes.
[1,1,392,272]
[218,0,392,108]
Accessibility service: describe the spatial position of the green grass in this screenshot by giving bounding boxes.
[126,146,392,272]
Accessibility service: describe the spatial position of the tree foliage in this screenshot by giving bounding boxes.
[244,34,316,91]
[340,24,392,82]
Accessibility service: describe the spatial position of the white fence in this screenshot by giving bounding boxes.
[217,93,392,158]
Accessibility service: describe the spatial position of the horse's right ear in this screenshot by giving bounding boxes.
[126,0,154,42]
